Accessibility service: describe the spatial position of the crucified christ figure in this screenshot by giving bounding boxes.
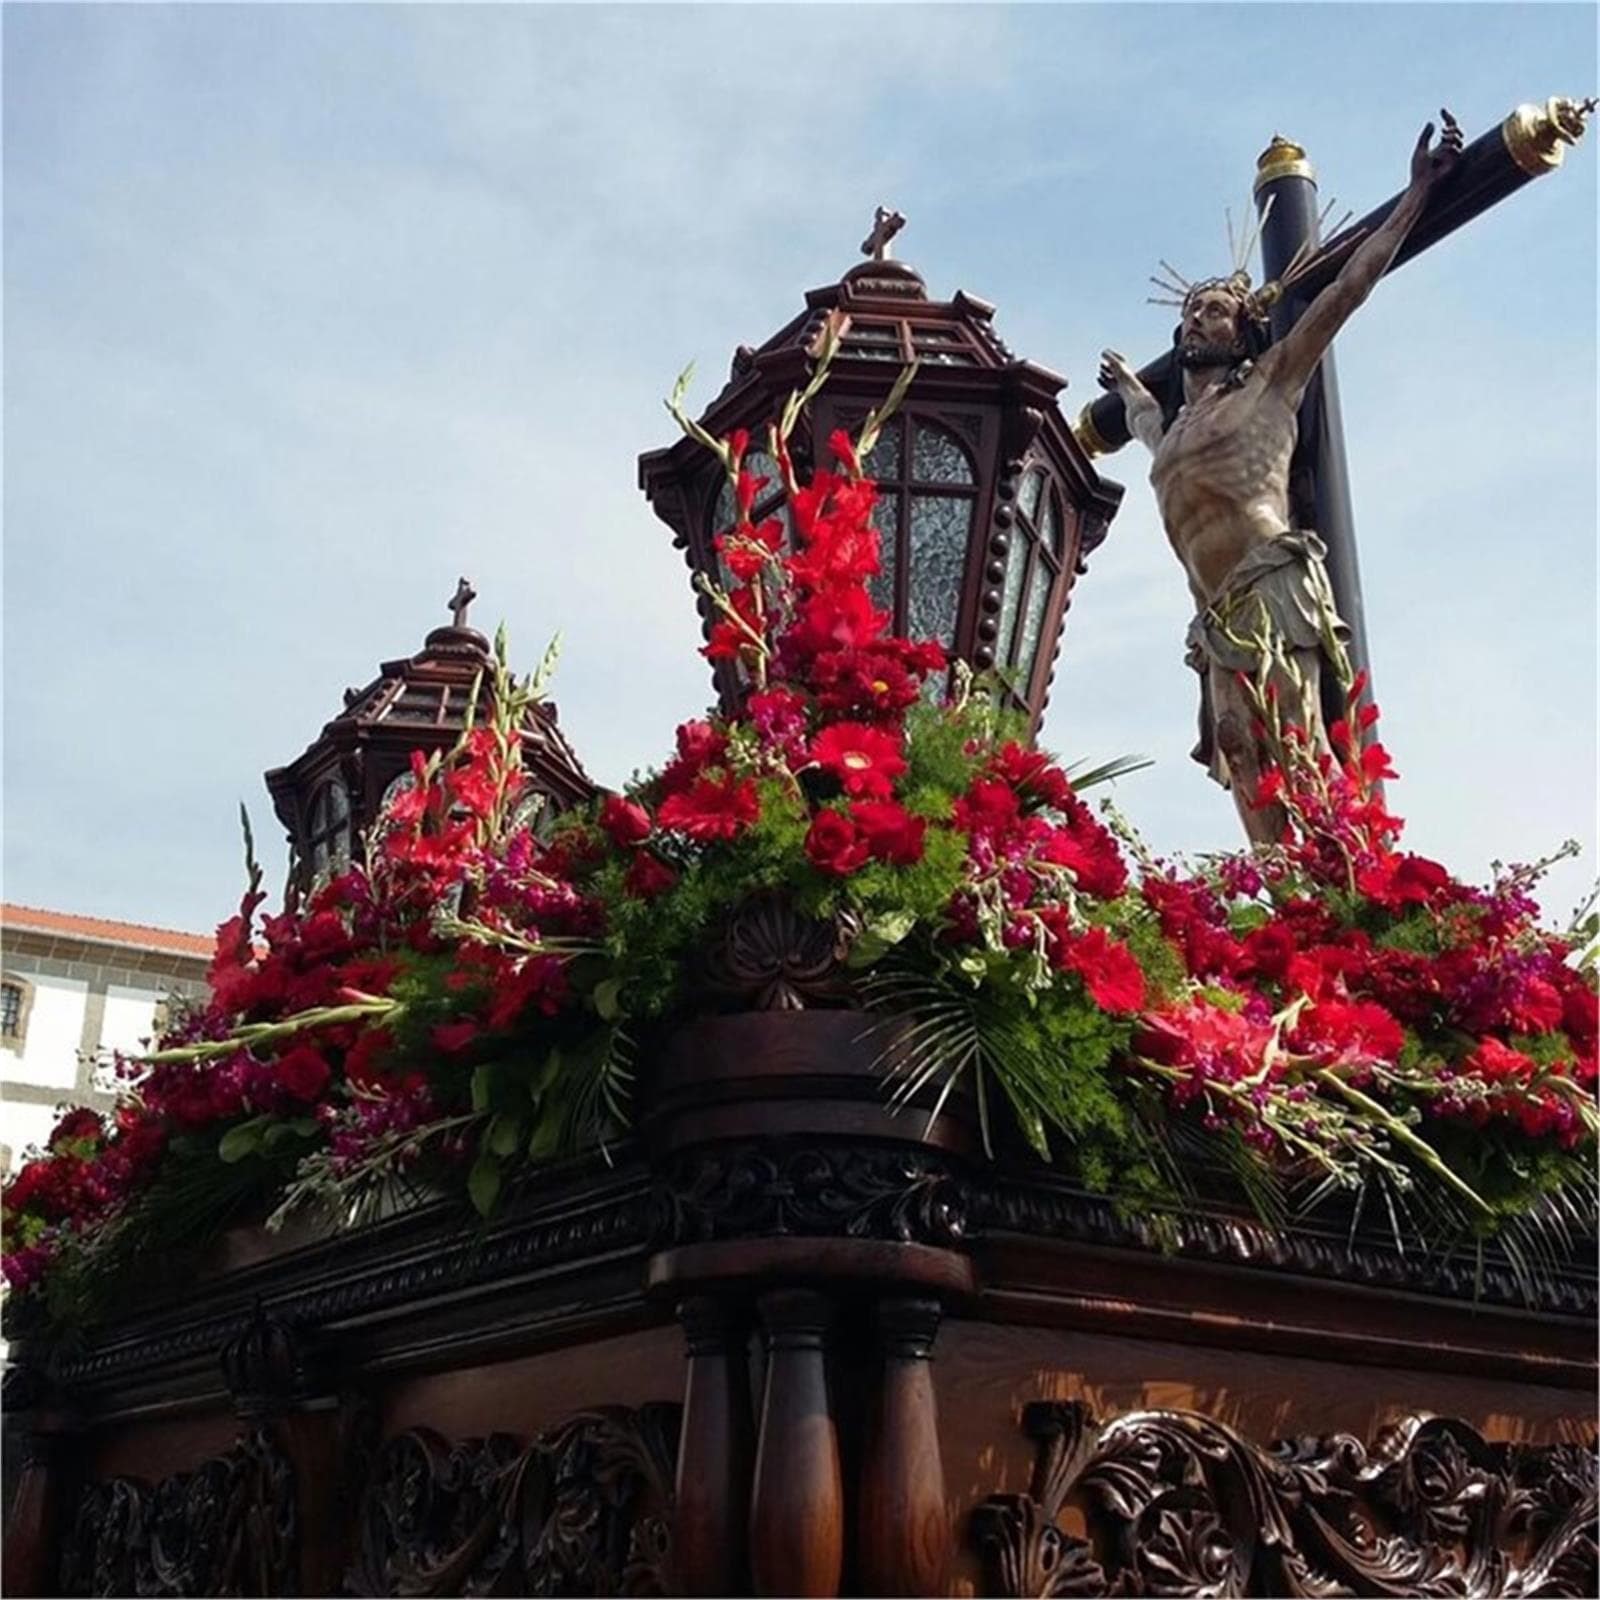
[1100,111,1463,844]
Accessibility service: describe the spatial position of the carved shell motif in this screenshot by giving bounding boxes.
[699,893,860,1010]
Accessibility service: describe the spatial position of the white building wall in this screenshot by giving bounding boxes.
[0,1099,65,1166]
[5,974,88,1090]
[100,984,164,1058]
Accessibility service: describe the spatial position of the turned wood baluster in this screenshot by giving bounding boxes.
[859,1297,951,1597]
[749,1288,844,1598]
[2,1414,77,1599]
[674,1296,756,1596]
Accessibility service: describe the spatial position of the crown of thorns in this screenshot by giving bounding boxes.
[1148,194,1360,319]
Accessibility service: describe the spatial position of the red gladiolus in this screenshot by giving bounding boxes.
[851,800,926,865]
[810,722,906,800]
[600,794,653,847]
[658,774,761,842]
[805,809,870,876]
[1057,927,1147,1014]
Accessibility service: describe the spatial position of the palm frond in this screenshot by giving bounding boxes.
[1065,753,1154,790]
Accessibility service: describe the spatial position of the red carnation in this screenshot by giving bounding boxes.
[1057,927,1146,1015]
[274,1045,332,1103]
[658,773,761,842]
[599,794,653,848]
[805,810,870,876]
[810,722,906,800]
[851,800,927,865]
[1466,1037,1537,1084]
[624,851,678,900]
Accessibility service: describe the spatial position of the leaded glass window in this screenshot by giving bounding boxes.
[997,465,1070,705]
[860,415,978,648]
[1,982,23,1040]
[710,448,791,585]
[307,778,352,882]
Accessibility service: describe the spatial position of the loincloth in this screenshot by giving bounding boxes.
[1184,531,1351,786]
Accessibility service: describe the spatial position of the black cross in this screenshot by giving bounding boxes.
[448,577,477,629]
[860,206,906,262]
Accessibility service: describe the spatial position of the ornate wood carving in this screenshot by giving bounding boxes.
[971,1401,1599,1598]
[57,1427,296,1598]
[698,893,859,1010]
[346,1403,681,1597]
[656,1142,969,1248]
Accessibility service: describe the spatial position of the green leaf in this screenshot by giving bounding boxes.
[848,909,919,969]
[487,1113,523,1158]
[592,977,624,1022]
[217,1119,266,1164]
[467,1153,503,1217]
[528,1114,562,1161]
[471,1064,495,1113]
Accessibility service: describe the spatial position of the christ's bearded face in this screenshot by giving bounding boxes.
[1179,287,1248,369]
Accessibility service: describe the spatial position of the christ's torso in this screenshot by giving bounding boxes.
[1150,365,1299,604]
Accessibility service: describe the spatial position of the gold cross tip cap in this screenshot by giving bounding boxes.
[1254,134,1315,192]
[1502,96,1596,176]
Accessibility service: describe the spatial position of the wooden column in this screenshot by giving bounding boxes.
[220,1303,350,1597]
[859,1297,951,1596]
[2,1411,77,1598]
[749,1288,843,1598]
[674,1295,756,1597]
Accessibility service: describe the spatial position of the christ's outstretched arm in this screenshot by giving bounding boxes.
[1264,111,1464,405]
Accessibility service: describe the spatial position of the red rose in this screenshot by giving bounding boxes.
[274,1045,332,1103]
[599,794,653,847]
[805,810,870,876]
[851,800,926,865]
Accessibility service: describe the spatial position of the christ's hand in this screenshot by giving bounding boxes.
[1098,349,1141,397]
[1409,108,1463,191]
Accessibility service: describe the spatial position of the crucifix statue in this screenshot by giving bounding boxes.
[861,205,907,263]
[1085,96,1592,845]
[1100,111,1469,843]
[448,576,477,630]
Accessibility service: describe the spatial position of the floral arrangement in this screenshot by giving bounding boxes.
[4,330,1595,1329]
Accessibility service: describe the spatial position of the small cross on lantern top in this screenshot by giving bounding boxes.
[860,205,906,263]
[448,576,477,629]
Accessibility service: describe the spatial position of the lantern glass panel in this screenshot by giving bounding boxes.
[1018,466,1045,522]
[997,536,1028,667]
[1018,567,1054,693]
[869,494,900,614]
[864,418,903,480]
[907,493,972,646]
[912,422,974,485]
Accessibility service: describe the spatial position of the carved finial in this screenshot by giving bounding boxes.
[860,205,906,263]
[448,576,477,629]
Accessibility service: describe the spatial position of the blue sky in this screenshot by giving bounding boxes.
[4,3,1595,937]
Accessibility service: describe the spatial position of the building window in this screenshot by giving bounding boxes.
[1,975,35,1054]
[306,778,353,883]
[996,464,1069,705]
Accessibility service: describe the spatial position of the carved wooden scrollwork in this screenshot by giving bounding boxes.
[656,1142,968,1247]
[699,893,859,1009]
[346,1402,681,1596]
[57,1427,296,1597]
[971,1402,1598,1598]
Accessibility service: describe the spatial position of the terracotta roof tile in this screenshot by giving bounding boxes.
[1,903,213,960]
